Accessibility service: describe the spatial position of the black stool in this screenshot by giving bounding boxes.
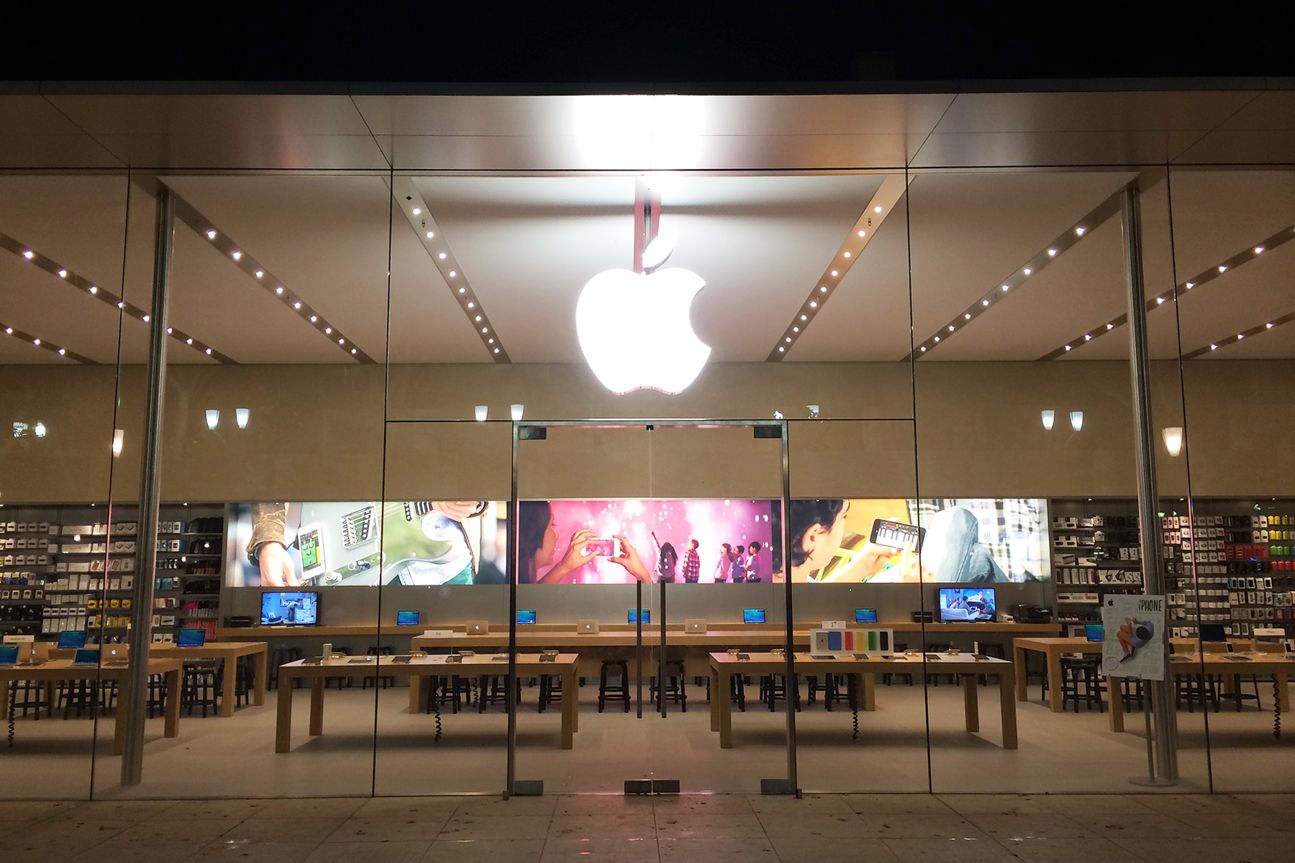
[324,647,353,690]
[269,646,303,690]
[649,660,688,712]
[598,660,630,713]
[805,675,841,709]
[1060,656,1104,712]
[538,673,564,713]
[364,646,395,690]
[10,679,48,718]
[182,662,219,717]
[883,644,915,686]
[977,643,1006,685]
[759,674,801,711]
[146,673,168,718]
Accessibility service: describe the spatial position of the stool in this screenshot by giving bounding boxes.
[759,674,800,711]
[598,660,630,713]
[364,646,395,690]
[649,660,687,712]
[883,644,914,686]
[976,643,1006,686]
[924,644,959,686]
[1060,656,1104,713]
[147,673,168,718]
[10,679,48,718]
[805,675,841,709]
[538,674,563,713]
[324,646,353,690]
[476,675,520,712]
[182,662,219,718]
[269,646,303,690]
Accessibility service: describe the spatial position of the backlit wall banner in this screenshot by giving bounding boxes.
[226,501,509,587]
[787,498,1049,583]
[517,499,777,584]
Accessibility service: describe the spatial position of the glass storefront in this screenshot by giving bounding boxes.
[0,90,1292,799]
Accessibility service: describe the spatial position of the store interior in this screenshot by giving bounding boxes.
[1,90,1294,801]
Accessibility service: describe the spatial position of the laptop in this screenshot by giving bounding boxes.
[0,644,17,665]
[576,619,599,634]
[854,608,879,624]
[58,630,88,649]
[396,610,420,626]
[465,620,489,635]
[1200,623,1228,642]
[72,648,101,666]
[743,608,767,624]
[685,619,708,634]
[177,628,207,648]
[517,610,537,625]
[103,644,130,664]
[1084,623,1105,642]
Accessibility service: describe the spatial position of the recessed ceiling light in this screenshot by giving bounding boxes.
[1156,297,1165,305]
[186,338,193,345]
[57,269,67,278]
[920,346,926,352]
[167,327,173,334]
[117,301,124,309]
[412,207,422,216]
[981,299,989,306]
[449,271,457,278]
[1075,226,1086,236]
[488,338,494,344]
[778,346,785,352]
[1210,344,1218,350]
[1064,345,1071,351]
[1254,246,1264,254]
[255,270,263,279]
[438,252,447,260]
[963,313,971,320]
[785,337,792,343]
[1267,322,1274,329]
[275,286,284,294]
[206,230,216,240]
[231,251,242,261]
[293,301,302,310]
[1084,334,1092,341]
[800,314,808,321]
[1106,323,1114,330]
[1047,249,1057,257]
[142,315,150,322]
[857,230,866,238]
[22,250,33,259]
[934,336,940,343]
[1023,267,1032,276]
[351,348,357,354]
[481,327,488,334]
[809,301,818,308]
[58,348,65,355]
[458,287,466,294]
[1001,284,1010,292]
[830,269,839,277]
[843,251,851,259]
[819,286,827,293]
[873,205,882,213]
[1218,265,1227,273]
[1185,282,1194,289]
[474,315,482,322]
[32,338,40,345]
[1237,334,1244,340]
[338,338,345,345]
[88,286,97,294]
[426,231,435,239]
[947,325,955,332]
[325,327,332,334]
[205,347,212,355]
[792,326,799,332]
[467,301,475,309]
[309,315,317,323]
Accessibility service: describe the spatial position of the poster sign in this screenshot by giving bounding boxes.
[1101,594,1166,681]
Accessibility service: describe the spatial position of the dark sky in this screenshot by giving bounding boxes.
[6,3,1294,87]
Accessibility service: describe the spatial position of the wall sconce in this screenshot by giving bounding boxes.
[474,405,488,422]
[235,408,250,429]
[511,404,525,421]
[1040,409,1055,431]
[1162,426,1183,457]
[205,409,220,430]
[1069,411,1084,432]
[111,429,124,457]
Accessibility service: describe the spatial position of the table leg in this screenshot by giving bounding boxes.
[252,650,267,706]
[1278,673,1290,712]
[862,673,876,711]
[164,667,181,739]
[1047,648,1064,713]
[709,665,720,732]
[963,674,979,733]
[560,665,576,749]
[220,656,237,717]
[998,670,1017,749]
[1012,643,1028,702]
[718,669,734,749]
[113,676,129,755]
[0,680,9,720]
[275,668,293,753]
[1107,676,1125,733]
[408,674,423,713]
[309,677,324,737]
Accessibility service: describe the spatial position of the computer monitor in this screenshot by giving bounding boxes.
[177,628,207,648]
[0,644,17,665]
[260,591,319,626]
[57,631,87,649]
[72,648,100,665]
[937,588,997,623]
[628,609,650,624]
[854,608,879,624]
[516,609,537,625]
[396,610,420,626]
[1084,623,1105,642]
[743,608,767,624]
[1200,623,1227,642]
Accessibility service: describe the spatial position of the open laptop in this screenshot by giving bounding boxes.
[57,630,88,649]
[576,619,599,634]
[1084,623,1105,642]
[1200,623,1228,642]
[72,648,101,666]
[685,619,708,634]
[102,644,130,664]
[0,644,18,665]
[177,628,207,648]
[465,620,489,635]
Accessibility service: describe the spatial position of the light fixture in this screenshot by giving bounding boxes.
[426,231,435,239]
[309,315,317,323]
[438,252,447,260]
[1064,345,1072,351]
[1041,410,1055,431]
[206,229,217,240]
[449,270,457,278]
[33,421,47,438]
[1069,411,1084,432]
[111,429,124,457]
[1023,267,1032,276]
[22,250,33,259]
[1255,246,1264,255]
[873,205,882,213]
[1162,426,1183,457]
[1218,264,1227,273]
[981,299,989,306]
[1075,226,1086,236]
[255,270,263,279]
[1047,249,1057,257]
[842,251,851,259]
[1185,282,1193,289]
[231,251,242,261]
[57,269,67,278]
[963,313,971,320]
[293,301,301,310]
[511,404,524,421]
[275,286,284,294]
[1156,297,1165,305]
[1267,322,1274,329]
[467,301,475,309]
[857,230,866,238]
[235,408,250,429]
[412,207,422,216]
[1084,334,1092,341]
[474,405,488,422]
[1001,284,1010,292]
[1106,323,1114,330]
[88,285,97,294]
[819,286,827,293]
[830,269,839,277]
[205,409,219,430]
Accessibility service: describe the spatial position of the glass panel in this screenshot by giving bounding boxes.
[1169,166,1295,792]
[0,173,132,799]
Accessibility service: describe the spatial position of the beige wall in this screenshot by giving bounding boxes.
[0,359,1289,504]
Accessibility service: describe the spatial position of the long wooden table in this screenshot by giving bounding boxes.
[0,658,183,753]
[707,651,1017,750]
[274,653,579,753]
[224,622,1060,640]
[1107,652,1295,732]
[51,642,269,717]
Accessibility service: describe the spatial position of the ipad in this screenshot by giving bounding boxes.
[854,608,878,624]
[396,610,420,626]
[517,609,537,625]
[742,608,767,624]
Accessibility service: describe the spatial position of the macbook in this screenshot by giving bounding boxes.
[743,608,767,624]
[72,648,101,666]
[465,620,489,635]
[57,631,87,649]
[1200,623,1228,642]
[1084,623,1105,642]
[103,644,130,664]
[576,619,599,634]
[0,644,17,665]
[685,619,708,634]
[396,610,420,626]
[177,628,207,648]
[517,610,537,625]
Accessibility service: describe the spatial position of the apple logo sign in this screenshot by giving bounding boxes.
[576,231,711,395]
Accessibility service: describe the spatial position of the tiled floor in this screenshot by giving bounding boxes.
[1,793,1291,863]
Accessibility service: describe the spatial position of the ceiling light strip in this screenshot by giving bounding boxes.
[0,231,234,364]
[166,191,373,364]
[1040,222,1295,361]
[909,187,1125,362]
[1182,310,1295,360]
[767,175,906,361]
[392,178,510,363]
[0,318,96,363]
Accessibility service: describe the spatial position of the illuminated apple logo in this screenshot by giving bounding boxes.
[576,232,711,394]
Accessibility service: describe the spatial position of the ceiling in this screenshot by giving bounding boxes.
[0,90,1292,368]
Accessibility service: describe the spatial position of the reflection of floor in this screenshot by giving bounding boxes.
[2,791,1294,863]
[2,679,1292,799]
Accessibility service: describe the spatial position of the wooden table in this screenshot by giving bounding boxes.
[51,642,268,718]
[0,658,183,753]
[707,651,1017,750]
[223,622,1060,640]
[274,653,579,753]
[1107,652,1295,732]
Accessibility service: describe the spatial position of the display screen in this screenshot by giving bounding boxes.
[628,609,650,624]
[1084,623,1105,642]
[396,610,420,626]
[743,608,767,624]
[854,608,879,624]
[177,628,207,647]
[937,588,997,622]
[0,644,17,664]
[261,591,319,626]
[298,526,323,571]
[517,610,537,625]
[72,648,100,665]
[57,630,87,649]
